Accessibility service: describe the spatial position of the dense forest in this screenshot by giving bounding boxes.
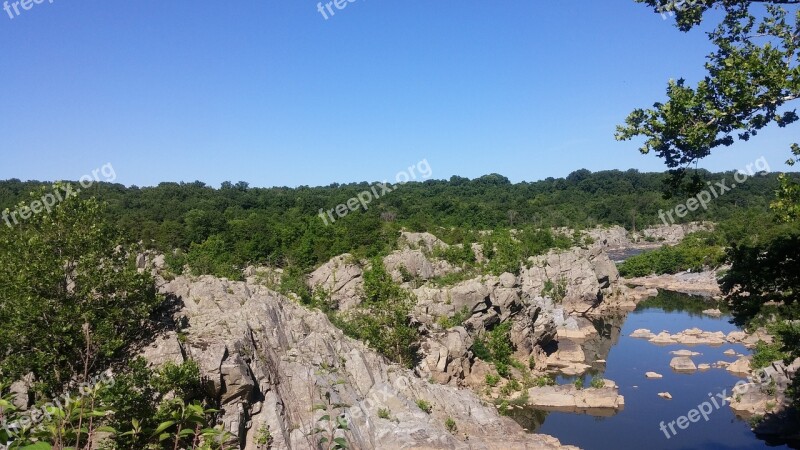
[0,169,788,276]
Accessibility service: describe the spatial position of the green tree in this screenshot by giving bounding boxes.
[0,185,159,395]
[617,0,799,190]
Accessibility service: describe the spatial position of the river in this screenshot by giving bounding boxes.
[509,292,796,450]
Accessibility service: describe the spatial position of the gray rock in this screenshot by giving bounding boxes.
[670,356,698,373]
[307,254,363,311]
[146,275,573,450]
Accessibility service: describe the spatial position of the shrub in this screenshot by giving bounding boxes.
[331,259,420,367]
[416,399,433,414]
[618,231,725,277]
[751,340,789,369]
[445,417,457,433]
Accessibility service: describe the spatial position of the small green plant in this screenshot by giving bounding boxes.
[533,375,555,387]
[485,373,500,387]
[311,391,351,450]
[497,400,510,416]
[749,414,764,428]
[574,378,584,390]
[378,408,391,420]
[445,417,457,433]
[437,306,471,329]
[416,399,433,414]
[764,380,778,396]
[752,340,789,369]
[398,266,414,283]
[500,379,522,396]
[766,401,776,412]
[590,376,605,389]
[256,423,273,448]
[541,276,568,303]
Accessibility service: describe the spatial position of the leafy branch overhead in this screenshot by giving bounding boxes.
[617,1,800,184]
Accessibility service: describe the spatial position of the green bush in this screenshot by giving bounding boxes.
[416,399,433,414]
[619,231,725,277]
[331,259,420,367]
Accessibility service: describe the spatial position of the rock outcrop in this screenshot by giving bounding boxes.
[307,254,363,311]
[144,275,573,450]
[623,270,722,298]
[383,249,455,283]
[640,222,714,244]
[520,247,619,310]
[525,384,625,414]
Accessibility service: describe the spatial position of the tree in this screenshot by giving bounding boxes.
[619,0,800,408]
[0,184,159,395]
[616,0,799,190]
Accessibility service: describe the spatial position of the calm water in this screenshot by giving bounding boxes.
[510,294,796,450]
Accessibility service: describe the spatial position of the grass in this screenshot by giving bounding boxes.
[590,376,605,389]
[445,417,457,433]
[416,399,432,414]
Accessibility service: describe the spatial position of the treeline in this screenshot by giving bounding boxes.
[0,169,789,273]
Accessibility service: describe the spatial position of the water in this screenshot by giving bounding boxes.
[509,293,796,450]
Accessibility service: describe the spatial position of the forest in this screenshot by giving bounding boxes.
[0,168,787,278]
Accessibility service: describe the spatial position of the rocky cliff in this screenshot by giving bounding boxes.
[142,275,577,450]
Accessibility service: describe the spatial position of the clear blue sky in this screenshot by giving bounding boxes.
[0,0,795,188]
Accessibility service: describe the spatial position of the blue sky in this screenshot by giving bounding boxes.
[0,0,796,187]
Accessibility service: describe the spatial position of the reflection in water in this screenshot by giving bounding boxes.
[512,291,794,450]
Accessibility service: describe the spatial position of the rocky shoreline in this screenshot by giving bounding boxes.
[11,222,793,449]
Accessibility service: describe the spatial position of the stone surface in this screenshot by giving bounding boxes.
[144,275,574,450]
[727,356,753,376]
[415,327,474,385]
[670,357,698,373]
[658,392,673,400]
[670,350,701,357]
[383,249,456,283]
[519,246,619,310]
[526,385,625,413]
[307,254,364,311]
[645,372,663,379]
[630,329,656,339]
[623,270,722,298]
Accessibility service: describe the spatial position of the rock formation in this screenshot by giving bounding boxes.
[141,275,574,450]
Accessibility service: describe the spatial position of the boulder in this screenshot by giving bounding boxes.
[307,254,363,311]
[398,232,447,252]
[727,356,753,376]
[630,328,655,339]
[670,356,697,373]
[415,327,474,385]
[526,385,625,413]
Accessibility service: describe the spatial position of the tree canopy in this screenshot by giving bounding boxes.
[618,0,799,189]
